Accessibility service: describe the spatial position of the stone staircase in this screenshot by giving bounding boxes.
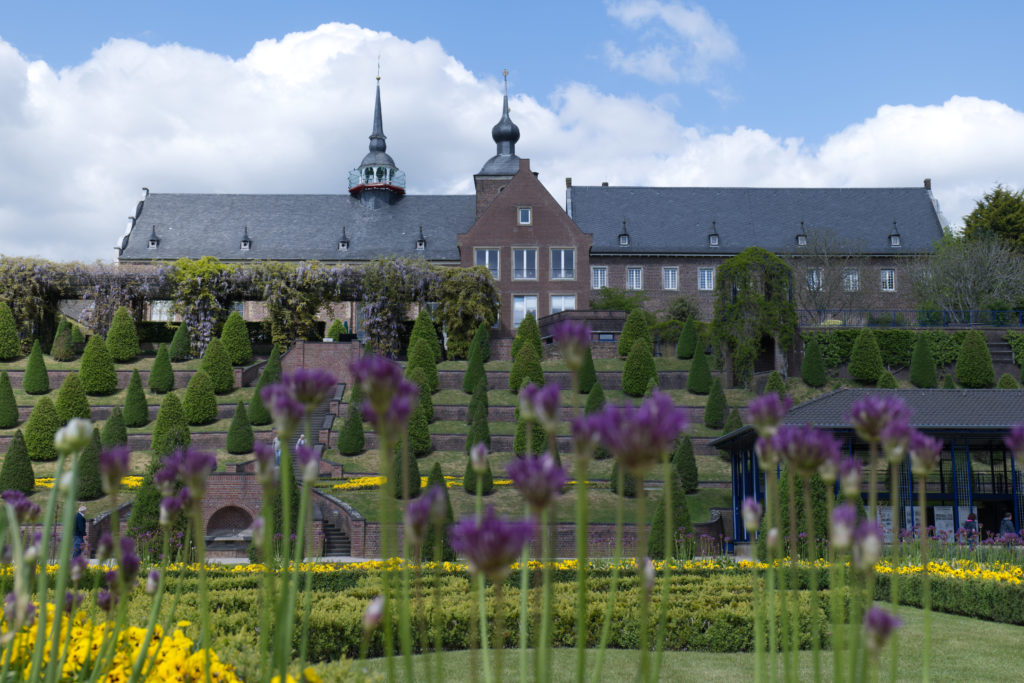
[982,331,1019,379]
[320,518,352,556]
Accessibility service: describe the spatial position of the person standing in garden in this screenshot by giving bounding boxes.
[999,511,1016,537]
[273,431,281,466]
[72,505,87,558]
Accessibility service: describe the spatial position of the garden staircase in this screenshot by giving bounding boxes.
[320,518,352,556]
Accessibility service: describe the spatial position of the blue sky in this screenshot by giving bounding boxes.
[0,1,1021,260]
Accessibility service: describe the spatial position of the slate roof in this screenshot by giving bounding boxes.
[568,186,945,255]
[118,193,474,262]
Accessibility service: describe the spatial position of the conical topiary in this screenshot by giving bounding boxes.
[182,370,217,426]
[674,435,699,494]
[676,317,697,359]
[105,306,139,362]
[801,337,827,388]
[508,342,543,393]
[584,381,606,415]
[226,402,254,454]
[997,373,1019,389]
[909,333,938,389]
[55,372,91,424]
[686,350,711,395]
[151,392,190,458]
[610,459,639,498]
[511,313,542,361]
[70,326,84,353]
[168,324,191,362]
[50,320,75,362]
[248,345,282,426]
[200,337,234,394]
[405,337,438,393]
[391,447,422,500]
[0,372,17,429]
[578,346,597,394]
[0,303,19,361]
[704,377,726,429]
[467,398,492,455]
[148,344,174,393]
[618,309,652,358]
[327,320,345,340]
[462,341,486,394]
[0,431,34,495]
[513,403,550,459]
[764,371,786,398]
[24,396,59,461]
[22,340,49,395]
[467,377,487,425]
[100,406,127,447]
[80,335,117,396]
[462,451,494,496]
[647,471,692,560]
[122,369,148,427]
[942,374,956,389]
[421,462,456,561]
[848,328,884,384]
[622,338,656,397]
[337,401,365,456]
[405,401,432,458]
[76,428,103,501]
[410,308,442,363]
[876,370,898,389]
[955,330,995,388]
[407,366,433,422]
[468,322,491,364]
[220,311,252,366]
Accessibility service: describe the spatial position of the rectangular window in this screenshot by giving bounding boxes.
[512,295,538,328]
[698,267,715,291]
[627,267,643,290]
[662,267,678,290]
[807,268,823,292]
[881,269,896,292]
[591,266,607,290]
[149,300,173,322]
[550,294,576,314]
[475,248,499,279]
[517,207,532,225]
[550,249,575,280]
[843,269,860,292]
[513,248,537,279]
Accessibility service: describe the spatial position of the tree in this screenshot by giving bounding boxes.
[0,431,34,495]
[410,307,442,362]
[647,471,692,560]
[674,435,699,494]
[182,370,217,425]
[220,311,252,366]
[909,333,938,388]
[462,340,486,394]
[508,342,543,393]
[764,370,786,398]
[578,347,597,394]
[676,317,697,359]
[585,383,609,459]
[467,400,492,456]
[120,369,148,427]
[622,338,656,397]
[407,367,433,422]
[618,308,652,357]
[129,453,186,558]
[590,287,647,313]
[24,396,59,461]
[782,227,867,317]
[0,372,17,429]
[148,344,174,393]
[432,265,499,360]
[200,337,234,394]
[70,326,84,354]
[512,404,547,457]
[50,320,75,362]
[76,429,104,501]
[610,460,639,498]
[704,377,726,429]
[942,374,956,389]
[955,330,995,388]
[801,337,827,388]
[22,340,49,395]
[101,406,127,447]
[462,451,494,496]
[421,462,456,561]
[467,377,487,425]
[0,303,19,361]
[226,402,254,454]
[963,184,1024,249]
[510,313,542,360]
[152,392,188,457]
[405,337,438,394]
[687,350,711,395]
[248,345,282,426]
[168,324,191,362]
[105,306,139,362]
[468,322,491,363]
[80,335,117,396]
[404,401,432,458]
[55,372,91,424]
[337,401,365,456]
[327,320,345,340]
[848,328,884,384]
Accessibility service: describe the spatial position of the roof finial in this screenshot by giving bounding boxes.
[502,68,509,98]
[377,55,381,82]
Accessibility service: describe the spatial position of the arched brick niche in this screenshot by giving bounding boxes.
[206,506,255,536]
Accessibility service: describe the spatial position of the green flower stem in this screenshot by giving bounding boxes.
[635,479,650,683]
[538,507,553,683]
[494,581,505,683]
[298,415,317,675]
[653,454,674,681]
[919,478,931,683]
[400,440,413,683]
[786,468,800,680]
[591,466,626,683]
[518,503,530,683]
[751,548,765,683]
[475,472,492,683]
[867,443,879,522]
[432,531,443,683]
[259,479,275,677]
[0,508,24,683]
[378,432,396,683]
[128,532,171,681]
[826,494,842,683]
[764,471,780,683]
[192,505,212,683]
[570,363,586,683]
[27,451,67,681]
[888,464,901,683]
[44,449,82,683]
[802,479,820,682]
[138,537,189,681]
[274,440,294,680]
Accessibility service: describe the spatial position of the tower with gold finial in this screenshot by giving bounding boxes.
[474,69,522,216]
[349,71,406,206]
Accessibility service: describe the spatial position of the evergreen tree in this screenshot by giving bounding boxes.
[50,320,75,362]
[801,337,827,388]
[848,328,884,384]
[0,431,34,495]
[622,338,656,397]
[909,333,938,388]
[122,369,148,427]
[76,428,103,501]
[406,366,433,422]
[617,308,652,358]
[200,338,234,394]
[182,370,217,425]
[152,392,188,457]
[462,451,494,495]
[24,396,59,461]
[997,373,1020,389]
[148,344,174,393]
[405,401,432,457]
[0,303,19,361]
[511,312,542,361]
[80,335,117,396]
[70,326,84,353]
[421,463,456,561]
[466,399,492,455]
[55,372,91,424]
[876,370,898,389]
[391,446,422,499]
[610,460,639,498]
[327,320,345,340]
[512,404,548,457]
[220,311,252,366]
[337,401,365,456]
[0,372,17,429]
[647,472,692,560]
[168,324,191,362]
[686,350,712,395]
[248,345,282,426]
[955,330,995,388]
[704,377,726,429]
[462,341,486,394]
[22,340,49,395]
[128,453,185,557]
[722,407,743,435]
[578,346,597,394]
[942,374,956,389]
[585,383,609,459]
[468,322,491,363]
[405,337,439,393]
[674,435,699,494]
[226,401,254,454]
[757,468,829,560]
[676,317,697,359]
[508,342,544,392]
[105,306,139,362]
[764,371,786,398]
[100,406,127,447]
[410,308,442,362]
[467,377,487,425]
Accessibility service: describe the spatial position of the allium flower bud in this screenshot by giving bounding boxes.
[95,532,113,563]
[284,368,337,409]
[58,471,74,493]
[63,590,82,614]
[863,606,901,653]
[23,545,38,563]
[909,431,943,476]
[506,452,568,513]
[55,418,93,454]
[261,383,305,437]
[599,392,688,477]
[98,446,131,495]
[571,413,602,461]
[449,507,536,581]
[70,555,87,583]
[1,490,40,523]
[250,517,265,548]
[852,520,884,570]
[831,503,858,550]
[643,557,656,593]
[405,486,444,547]
[470,442,489,475]
[839,458,862,499]
[96,589,118,613]
[741,497,763,533]
[254,442,278,487]
[766,527,780,551]
[363,595,385,631]
[748,394,792,439]
[552,320,591,372]
[880,418,912,464]
[296,445,321,484]
[146,569,161,595]
[848,395,909,444]
[1003,424,1024,464]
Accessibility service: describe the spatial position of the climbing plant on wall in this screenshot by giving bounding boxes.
[169,256,245,356]
[433,266,499,360]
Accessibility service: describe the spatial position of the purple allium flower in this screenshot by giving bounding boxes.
[63,590,82,614]
[818,448,841,484]
[748,394,793,438]
[517,383,540,423]
[571,413,603,460]
[852,520,884,570]
[119,536,140,585]
[769,424,841,479]
[1004,424,1024,463]
[160,489,186,527]
[1,490,39,523]
[598,392,689,476]
[98,446,131,495]
[70,554,87,583]
[880,417,912,464]
[741,497,763,533]
[831,503,858,549]
[506,452,568,512]
[449,506,536,581]
[469,442,489,475]
[350,354,406,415]
[250,517,265,547]
[95,532,113,563]
[839,457,863,499]
[520,383,560,431]
[360,377,419,441]
[283,368,337,409]
[363,595,385,631]
[295,444,321,483]
[754,436,780,471]
[848,395,910,444]
[404,485,445,547]
[253,441,277,486]
[909,431,943,476]
[96,589,118,613]
[863,606,901,653]
[552,320,591,371]
[261,383,305,437]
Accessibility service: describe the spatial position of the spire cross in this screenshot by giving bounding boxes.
[377,55,381,81]
[502,69,509,97]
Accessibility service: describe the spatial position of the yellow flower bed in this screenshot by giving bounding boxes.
[735,558,1023,585]
[34,476,143,491]
[331,476,594,492]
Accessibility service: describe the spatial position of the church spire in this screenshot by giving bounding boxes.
[349,73,405,201]
[478,69,521,176]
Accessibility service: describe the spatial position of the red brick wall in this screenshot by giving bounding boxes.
[280,340,362,387]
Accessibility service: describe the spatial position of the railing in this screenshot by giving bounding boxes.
[347,168,407,190]
[799,308,1024,328]
[513,269,537,279]
[551,269,575,279]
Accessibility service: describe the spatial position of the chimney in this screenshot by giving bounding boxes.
[601,181,609,187]
[565,177,572,188]
[923,178,931,190]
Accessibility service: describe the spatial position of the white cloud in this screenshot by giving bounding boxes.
[0,24,1018,262]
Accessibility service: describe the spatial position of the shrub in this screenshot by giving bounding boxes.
[848,328,884,384]
[801,338,826,388]
[674,435,699,494]
[220,312,253,366]
[0,431,33,495]
[466,399,492,455]
[22,340,49,395]
[468,322,491,363]
[909,334,938,388]
[200,338,234,394]
[148,344,174,393]
[578,347,597,394]
[337,401,365,456]
[618,309,652,357]
[676,317,697,359]
[610,460,639,498]
[326,320,345,340]
[508,343,543,393]
[421,462,456,561]
[719,409,744,459]
[648,472,692,560]
[168,324,191,361]
[50,320,75,362]
[462,451,494,496]
[76,428,103,501]
[997,373,1019,389]
[956,330,995,388]
[100,406,127,447]
[622,338,656,397]
[410,308,442,362]
[248,345,282,426]
[80,335,117,396]
[462,342,485,394]
[152,392,188,456]
[512,404,547,457]
[225,402,254,454]
[70,326,84,353]
[0,303,19,360]
[55,372,91,424]
[467,377,487,426]
[764,370,786,398]
[405,401,432,457]
[407,367,433,422]
[686,350,711,395]
[105,306,139,362]
[405,337,438,393]
[942,374,956,389]
[117,369,147,427]
[24,396,59,461]
[182,370,217,425]
[585,383,609,459]
[876,370,898,389]
[128,455,174,555]
[757,468,828,560]
[704,377,726,429]
[0,372,17,428]
[511,313,542,360]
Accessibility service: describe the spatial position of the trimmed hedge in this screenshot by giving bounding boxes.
[622,338,656,397]
[148,344,174,394]
[0,303,19,360]
[704,377,726,429]
[80,335,117,396]
[22,340,49,395]
[674,435,699,494]
[50,320,75,362]
[337,401,365,456]
[956,330,995,388]
[0,372,17,428]
[105,306,139,362]
[800,337,826,388]
[220,312,252,366]
[686,350,711,395]
[122,369,148,427]
[462,342,485,395]
[327,320,345,340]
[804,329,967,370]
[467,398,492,456]
[876,370,898,388]
[55,372,91,424]
[467,377,487,427]
[468,322,491,364]
[618,308,651,357]
[407,367,433,422]
[764,371,786,398]
[100,406,127,447]
[182,370,217,425]
[512,405,546,457]
[225,402,254,454]
[510,313,542,360]
[508,342,543,393]
[405,337,438,394]
[578,346,597,394]
[200,338,234,394]
[168,323,191,362]
[421,462,456,561]
[248,345,282,426]
[410,308,442,363]
[997,373,1019,389]
[404,401,432,458]
[76,428,103,501]
[70,326,84,353]
[24,396,59,462]
[909,333,938,388]
[848,328,884,384]
[462,450,494,496]
[0,430,33,495]
[676,317,697,359]
[151,393,187,456]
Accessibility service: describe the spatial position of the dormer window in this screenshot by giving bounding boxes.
[796,235,807,247]
[517,207,532,225]
[240,226,252,251]
[708,221,720,247]
[619,234,629,246]
[339,226,349,252]
[888,221,902,248]
[415,226,426,251]
[147,226,159,250]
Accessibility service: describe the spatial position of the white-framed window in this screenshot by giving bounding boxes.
[513,248,537,279]
[517,207,532,225]
[662,267,678,290]
[807,268,823,292]
[796,234,807,247]
[619,234,630,246]
[881,269,896,292]
[149,300,173,322]
[698,267,715,291]
[889,235,901,247]
[709,234,719,247]
[550,294,576,314]
[475,248,499,279]
[550,249,575,280]
[591,266,607,290]
[627,267,643,290]
[512,295,538,328]
[843,269,860,292]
